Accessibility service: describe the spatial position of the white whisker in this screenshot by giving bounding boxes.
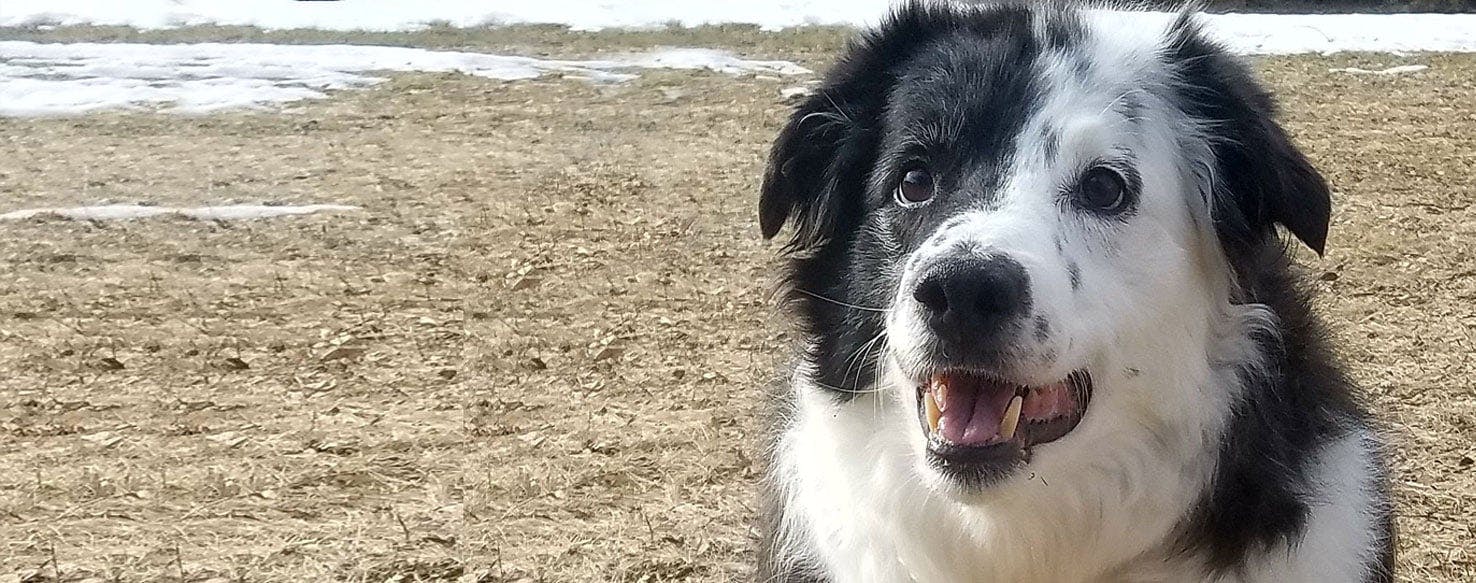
[791,288,891,313]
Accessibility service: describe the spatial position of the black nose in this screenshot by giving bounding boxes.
[913,256,1031,353]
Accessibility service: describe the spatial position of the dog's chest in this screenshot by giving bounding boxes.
[776,395,1183,583]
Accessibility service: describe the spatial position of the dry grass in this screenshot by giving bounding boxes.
[0,32,1472,582]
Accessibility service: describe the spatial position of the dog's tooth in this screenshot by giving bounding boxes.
[933,377,949,412]
[925,391,942,433]
[1000,395,1023,440]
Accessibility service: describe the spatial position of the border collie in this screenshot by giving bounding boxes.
[754,2,1394,581]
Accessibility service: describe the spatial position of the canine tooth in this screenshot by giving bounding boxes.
[1000,395,1023,440]
[925,391,942,433]
[933,378,949,412]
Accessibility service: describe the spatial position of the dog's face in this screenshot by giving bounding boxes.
[762,4,1330,492]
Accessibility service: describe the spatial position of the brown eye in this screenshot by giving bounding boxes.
[1076,166,1128,213]
[896,169,935,205]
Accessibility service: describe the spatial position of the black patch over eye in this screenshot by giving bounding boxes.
[1074,166,1132,214]
[896,169,935,205]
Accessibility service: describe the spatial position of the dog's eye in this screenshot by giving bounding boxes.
[896,169,935,205]
[1076,166,1128,213]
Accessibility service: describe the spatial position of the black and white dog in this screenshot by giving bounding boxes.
[755,2,1394,581]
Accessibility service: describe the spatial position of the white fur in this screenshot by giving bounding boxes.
[1232,428,1390,583]
[766,10,1384,583]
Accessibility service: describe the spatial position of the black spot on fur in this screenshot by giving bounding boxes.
[1042,11,1080,50]
[1042,128,1060,162]
[1033,316,1050,342]
[1071,54,1092,82]
[1118,91,1144,121]
[1067,261,1081,291]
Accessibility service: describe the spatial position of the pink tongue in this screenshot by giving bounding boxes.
[937,381,1013,446]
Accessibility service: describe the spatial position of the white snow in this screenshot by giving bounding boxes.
[0,203,360,221]
[1191,13,1476,55]
[780,86,814,101]
[5,0,892,31]
[1084,11,1476,55]
[0,42,809,116]
[2,1,1476,54]
[1329,64,1430,75]
[3,3,1475,117]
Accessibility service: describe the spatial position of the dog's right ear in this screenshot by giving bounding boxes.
[759,1,948,249]
[758,96,827,241]
[758,89,875,247]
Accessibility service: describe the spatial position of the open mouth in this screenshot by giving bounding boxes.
[917,369,1093,480]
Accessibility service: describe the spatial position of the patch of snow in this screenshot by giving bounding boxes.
[621,48,809,76]
[1329,64,1429,75]
[2,1,1476,55]
[0,203,360,221]
[0,0,889,31]
[779,86,816,102]
[0,42,809,116]
[1194,14,1476,55]
[4,4,1475,117]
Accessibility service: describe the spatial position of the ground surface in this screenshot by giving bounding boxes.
[0,30,1473,583]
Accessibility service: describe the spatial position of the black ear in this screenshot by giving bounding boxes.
[759,1,954,249]
[760,51,902,249]
[1166,16,1332,257]
[759,90,874,246]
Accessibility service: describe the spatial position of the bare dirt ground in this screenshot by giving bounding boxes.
[0,29,1473,582]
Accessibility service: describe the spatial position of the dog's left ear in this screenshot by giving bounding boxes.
[1166,16,1332,257]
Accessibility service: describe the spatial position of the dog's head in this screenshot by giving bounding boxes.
[762,3,1330,492]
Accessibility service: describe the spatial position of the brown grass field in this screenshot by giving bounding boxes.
[0,28,1473,582]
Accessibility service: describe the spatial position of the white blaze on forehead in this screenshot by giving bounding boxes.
[1081,10,1178,57]
[1029,14,1173,138]
[896,18,1156,290]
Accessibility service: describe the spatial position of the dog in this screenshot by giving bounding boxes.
[754,2,1394,581]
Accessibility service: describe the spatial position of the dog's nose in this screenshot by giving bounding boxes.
[913,256,1031,351]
